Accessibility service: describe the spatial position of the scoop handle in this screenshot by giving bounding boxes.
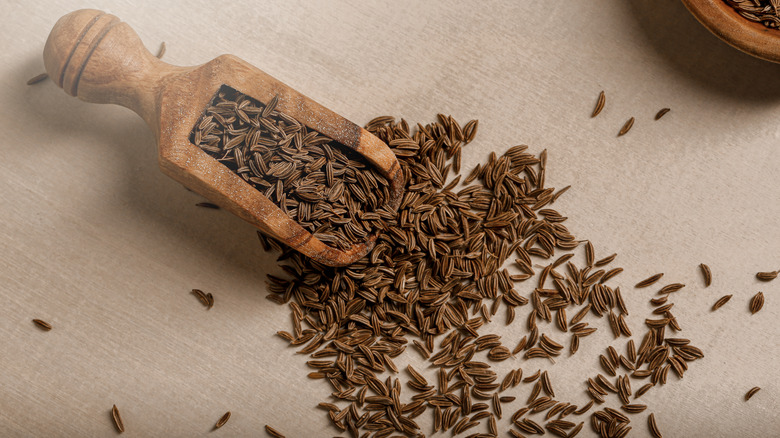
[43,9,181,130]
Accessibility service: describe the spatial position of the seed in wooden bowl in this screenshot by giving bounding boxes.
[745,386,761,401]
[195,202,220,209]
[32,319,52,331]
[726,0,780,29]
[111,404,124,433]
[750,292,764,314]
[215,411,231,428]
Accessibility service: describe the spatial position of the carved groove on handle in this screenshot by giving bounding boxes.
[56,12,102,89]
[71,18,120,96]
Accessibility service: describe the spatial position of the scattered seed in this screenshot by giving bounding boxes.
[636,273,663,288]
[654,108,670,120]
[215,411,231,428]
[111,404,124,433]
[750,292,764,314]
[592,91,606,118]
[32,319,52,331]
[648,413,662,438]
[745,387,761,401]
[191,289,209,308]
[265,425,285,437]
[699,263,711,287]
[155,42,166,59]
[712,294,732,311]
[26,72,49,85]
[618,117,635,136]
[756,271,778,281]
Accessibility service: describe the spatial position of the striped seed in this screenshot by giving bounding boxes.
[155,42,166,59]
[750,292,764,314]
[699,263,711,287]
[654,108,670,120]
[756,271,778,281]
[26,72,49,85]
[712,294,732,311]
[265,425,286,437]
[745,387,761,401]
[592,91,606,118]
[32,319,52,331]
[111,404,124,433]
[215,411,231,428]
[191,289,209,307]
[648,413,662,438]
[636,273,663,288]
[618,117,635,136]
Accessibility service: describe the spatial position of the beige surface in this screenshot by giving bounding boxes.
[2,0,779,436]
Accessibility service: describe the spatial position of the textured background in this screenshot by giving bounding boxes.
[1,0,779,436]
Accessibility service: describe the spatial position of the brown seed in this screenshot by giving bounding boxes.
[32,319,52,331]
[635,382,654,399]
[265,425,286,437]
[111,404,124,433]
[26,72,49,85]
[621,403,647,413]
[654,108,670,120]
[191,289,209,307]
[636,273,663,288]
[618,117,635,136]
[712,294,732,311]
[195,202,220,209]
[592,91,606,118]
[745,386,761,401]
[215,411,231,428]
[750,292,764,314]
[585,241,595,267]
[658,283,685,294]
[155,42,166,59]
[699,263,712,287]
[540,371,554,397]
[648,413,662,438]
[756,271,778,281]
[594,253,617,267]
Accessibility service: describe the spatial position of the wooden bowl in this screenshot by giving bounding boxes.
[682,0,780,63]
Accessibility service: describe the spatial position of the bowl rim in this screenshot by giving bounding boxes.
[681,0,780,63]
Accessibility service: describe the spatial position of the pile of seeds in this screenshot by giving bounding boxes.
[725,0,780,28]
[256,114,709,437]
[190,85,392,250]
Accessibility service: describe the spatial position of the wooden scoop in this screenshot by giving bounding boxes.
[43,9,403,267]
